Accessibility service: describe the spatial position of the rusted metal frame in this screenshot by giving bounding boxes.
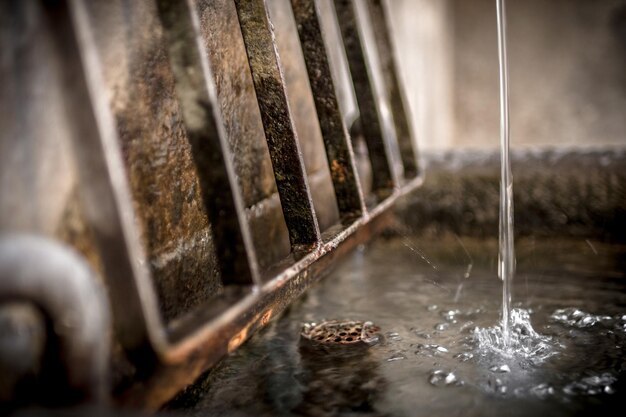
[50,0,270,370]
[155,0,261,287]
[118,180,420,410]
[234,0,321,249]
[333,0,396,198]
[366,0,419,180]
[42,0,167,358]
[290,0,366,221]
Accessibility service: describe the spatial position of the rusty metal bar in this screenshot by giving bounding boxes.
[291,0,366,220]
[235,0,321,248]
[155,0,260,286]
[42,0,166,356]
[333,0,395,197]
[366,0,419,180]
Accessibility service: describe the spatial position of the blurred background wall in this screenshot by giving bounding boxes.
[387,0,626,152]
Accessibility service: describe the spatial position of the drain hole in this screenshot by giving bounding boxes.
[346,337,353,342]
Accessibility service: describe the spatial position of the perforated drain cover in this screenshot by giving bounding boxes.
[301,320,381,345]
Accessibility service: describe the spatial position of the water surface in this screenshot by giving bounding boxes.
[170,236,626,417]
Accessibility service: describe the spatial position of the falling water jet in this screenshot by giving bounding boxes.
[496,0,515,347]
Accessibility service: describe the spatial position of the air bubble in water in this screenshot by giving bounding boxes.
[490,364,511,373]
[441,309,462,323]
[563,373,616,396]
[489,377,507,395]
[386,331,402,341]
[387,352,407,362]
[413,329,432,339]
[435,323,449,331]
[550,308,613,329]
[530,383,555,399]
[429,370,462,387]
[454,352,474,362]
[415,344,449,357]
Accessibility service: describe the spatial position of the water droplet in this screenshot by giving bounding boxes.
[386,331,402,341]
[387,352,407,362]
[415,344,449,357]
[454,352,474,362]
[550,308,614,329]
[490,364,511,373]
[441,309,462,322]
[530,383,554,399]
[563,373,616,396]
[435,323,449,331]
[427,305,438,312]
[459,321,475,332]
[413,330,432,339]
[489,377,507,395]
[429,370,461,387]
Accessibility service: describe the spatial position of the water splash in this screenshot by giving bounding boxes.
[474,308,560,363]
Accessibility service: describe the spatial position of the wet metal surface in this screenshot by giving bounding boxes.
[155,0,260,286]
[235,0,321,247]
[334,0,395,197]
[291,0,366,219]
[85,0,222,323]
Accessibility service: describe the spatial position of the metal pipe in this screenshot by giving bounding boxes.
[0,235,110,403]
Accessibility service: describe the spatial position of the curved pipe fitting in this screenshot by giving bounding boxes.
[0,234,110,403]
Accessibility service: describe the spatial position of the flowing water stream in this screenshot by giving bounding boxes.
[496,0,515,347]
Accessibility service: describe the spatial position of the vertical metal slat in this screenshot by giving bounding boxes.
[44,0,166,355]
[366,0,419,180]
[333,0,395,197]
[235,0,321,248]
[291,0,366,221]
[155,0,261,286]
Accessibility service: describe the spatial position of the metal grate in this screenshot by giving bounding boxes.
[1,0,421,409]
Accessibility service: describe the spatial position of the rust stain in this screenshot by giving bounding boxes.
[260,309,273,326]
[331,159,347,183]
[227,327,248,353]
